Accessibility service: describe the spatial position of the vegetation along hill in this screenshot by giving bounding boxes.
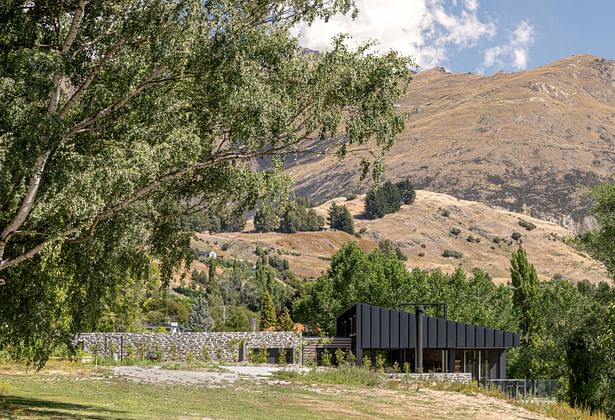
[286,54,615,232]
[195,191,609,284]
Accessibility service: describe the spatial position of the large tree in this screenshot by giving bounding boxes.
[0,0,413,364]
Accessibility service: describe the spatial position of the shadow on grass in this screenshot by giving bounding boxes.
[3,395,128,419]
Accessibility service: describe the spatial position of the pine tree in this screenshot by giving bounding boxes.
[254,204,280,232]
[259,290,278,330]
[187,296,215,332]
[328,203,355,234]
[279,307,294,331]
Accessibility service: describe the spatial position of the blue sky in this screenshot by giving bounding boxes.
[294,0,615,74]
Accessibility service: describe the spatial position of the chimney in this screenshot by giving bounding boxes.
[415,305,424,373]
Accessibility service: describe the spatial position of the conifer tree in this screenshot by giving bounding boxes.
[328,203,355,234]
[259,290,277,330]
[279,307,294,331]
[187,296,215,332]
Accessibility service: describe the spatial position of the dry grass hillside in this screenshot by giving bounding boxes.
[193,190,609,285]
[286,55,615,232]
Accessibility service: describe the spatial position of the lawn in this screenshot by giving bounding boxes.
[0,362,601,420]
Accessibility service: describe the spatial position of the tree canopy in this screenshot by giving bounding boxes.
[0,0,413,365]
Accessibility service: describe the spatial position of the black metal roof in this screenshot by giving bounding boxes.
[336,303,519,350]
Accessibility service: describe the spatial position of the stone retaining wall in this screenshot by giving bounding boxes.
[74,332,302,363]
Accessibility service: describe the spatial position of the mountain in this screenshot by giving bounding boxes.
[286,55,615,232]
[194,191,610,285]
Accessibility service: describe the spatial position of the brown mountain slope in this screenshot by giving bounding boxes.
[287,54,615,232]
[194,191,609,285]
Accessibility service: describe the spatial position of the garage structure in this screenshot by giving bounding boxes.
[336,303,519,380]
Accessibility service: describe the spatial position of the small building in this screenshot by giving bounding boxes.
[335,303,519,380]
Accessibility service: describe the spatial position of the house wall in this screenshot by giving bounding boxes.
[74,332,302,363]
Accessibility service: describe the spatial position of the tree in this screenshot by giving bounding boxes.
[278,307,294,331]
[328,203,355,234]
[259,290,277,330]
[578,179,615,277]
[305,209,325,232]
[208,258,216,286]
[364,182,401,219]
[254,204,280,233]
[509,247,542,378]
[187,296,215,332]
[396,179,416,205]
[377,239,407,261]
[0,1,412,365]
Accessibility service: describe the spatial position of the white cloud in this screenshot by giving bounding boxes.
[293,0,496,69]
[482,20,535,71]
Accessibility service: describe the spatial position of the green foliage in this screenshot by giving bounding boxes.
[320,349,332,367]
[334,348,346,366]
[395,179,416,205]
[518,219,536,231]
[274,365,381,386]
[278,199,324,233]
[0,0,416,366]
[328,203,355,234]
[377,239,407,261]
[293,242,514,335]
[578,179,615,278]
[187,296,215,332]
[442,249,463,259]
[512,231,522,241]
[278,307,294,331]
[362,354,372,370]
[364,181,402,219]
[259,290,277,330]
[254,203,281,233]
[276,349,287,365]
[509,247,541,378]
[374,353,386,373]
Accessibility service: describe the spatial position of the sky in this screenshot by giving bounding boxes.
[293,0,615,74]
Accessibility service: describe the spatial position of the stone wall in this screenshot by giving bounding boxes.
[74,332,302,363]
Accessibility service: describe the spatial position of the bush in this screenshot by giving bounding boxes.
[375,353,385,373]
[274,365,381,386]
[518,219,536,231]
[396,179,416,205]
[466,235,480,243]
[345,193,357,201]
[512,231,522,241]
[442,249,463,259]
[449,227,461,236]
[334,348,346,366]
[418,252,425,257]
[320,349,332,367]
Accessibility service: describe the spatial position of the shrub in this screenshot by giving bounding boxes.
[320,349,332,367]
[449,227,461,236]
[378,239,407,261]
[420,243,426,248]
[518,219,536,231]
[274,365,381,386]
[391,360,400,373]
[221,242,230,251]
[334,348,346,366]
[439,208,451,217]
[201,346,211,363]
[466,235,480,243]
[512,231,522,241]
[362,354,372,370]
[345,193,357,201]
[276,349,287,365]
[375,353,385,373]
[492,236,502,244]
[442,249,463,259]
[403,362,411,374]
[346,351,356,366]
[418,252,425,257]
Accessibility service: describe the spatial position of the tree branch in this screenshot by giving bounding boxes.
[59,40,124,118]
[64,66,167,138]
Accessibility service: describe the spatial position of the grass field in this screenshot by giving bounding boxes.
[0,362,604,419]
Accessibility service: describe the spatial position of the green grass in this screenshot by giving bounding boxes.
[274,365,381,387]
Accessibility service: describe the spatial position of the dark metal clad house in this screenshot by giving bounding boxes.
[336,303,519,379]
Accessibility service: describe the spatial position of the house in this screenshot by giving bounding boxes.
[335,303,519,380]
